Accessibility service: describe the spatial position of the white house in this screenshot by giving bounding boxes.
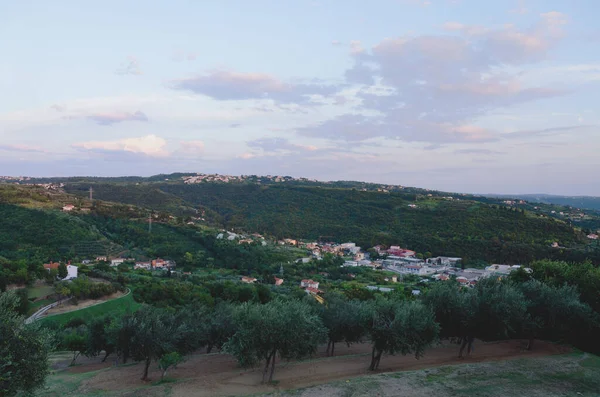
[111,258,126,267]
[64,265,78,280]
[301,279,319,289]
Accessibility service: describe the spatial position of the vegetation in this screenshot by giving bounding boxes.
[0,291,51,397]
[224,299,327,383]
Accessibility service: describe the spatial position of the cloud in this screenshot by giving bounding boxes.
[502,124,595,139]
[50,104,66,112]
[247,137,318,153]
[299,13,569,144]
[85,110,149,126]
[115,56,142,76]
[172,50,198,62]
[454,148,504,155]
[510,0,528,15]
[229,123,241,128]
[331,40,343,46]
[72,134,168,157]
[170,69,339,104]
[178,140,205,155]
[0,144,47,153]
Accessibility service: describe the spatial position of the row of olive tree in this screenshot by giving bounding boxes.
[424,277,598,357]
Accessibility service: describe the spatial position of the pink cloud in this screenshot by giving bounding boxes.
[72,135,169,157]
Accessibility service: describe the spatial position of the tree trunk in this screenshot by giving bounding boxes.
[467,337,474,355]
[527,338,534,351]
[326,340,332,356]
[161,369,167,380]
[369,347,379,371]
[331,341,335,357]
[375,350,383,370]
[101,350,111,363]
[268,349,277,383]
[142,357,151,380]
[262,352,273,383]
[70,351,80,366]
[459,337,468,358]
[207,344,213,354]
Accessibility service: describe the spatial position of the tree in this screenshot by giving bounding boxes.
[158,352,183,380]
[61,326,88,366]
[0,291,51,397]
[129,306,185,380]
[58,263,68,279]
[424,279,527,358]
[86,316,116,362]
[367,298,439,371]
[517,280,596,350]
[224,299,327,383]
[321,294,369,356]
[203,303,236,353]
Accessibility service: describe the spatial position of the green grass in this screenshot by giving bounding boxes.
[28,285,56,299]
[41,291,140,326]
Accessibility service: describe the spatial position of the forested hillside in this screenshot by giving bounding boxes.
[47,178,599,265]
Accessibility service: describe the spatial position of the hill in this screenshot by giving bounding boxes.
[490,193,600,212]
[3,175,600,265]
[15,174,595,265]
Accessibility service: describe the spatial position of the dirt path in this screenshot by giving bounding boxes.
[44,290,126,316]
[71,339,568,397]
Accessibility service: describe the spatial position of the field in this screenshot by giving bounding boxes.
[40,290,140,326]
[34,340,600,397]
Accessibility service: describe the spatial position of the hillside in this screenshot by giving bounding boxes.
[15,175,593,265]
[491,193,600,212]
[3,175,600,264]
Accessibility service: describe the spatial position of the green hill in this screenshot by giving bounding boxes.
[41,177,599,265]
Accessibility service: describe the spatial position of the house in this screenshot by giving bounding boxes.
[81,260,91,265]
[152,258,168,268]
[305,286,322,295]
[134,262,151,270]
[62,204,75,212]
[43,262,60,271]
[241,276,257,284]
[111,258,126,267]
[64,265,78,280]
[300,279,319,289]
[95,256,108,262]
[587,234,599,240]
[354,252,365,261]
[274,277,284,286]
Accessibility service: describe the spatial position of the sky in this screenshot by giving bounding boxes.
[1,0,599,195]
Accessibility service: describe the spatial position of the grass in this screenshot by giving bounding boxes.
[28,285,56,299]
[270,352,600,397]
[40,290,140,327]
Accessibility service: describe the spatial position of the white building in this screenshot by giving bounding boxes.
[111,258,126,267]
[64,265,78,280]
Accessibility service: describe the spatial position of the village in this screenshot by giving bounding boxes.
[39,229,529,301]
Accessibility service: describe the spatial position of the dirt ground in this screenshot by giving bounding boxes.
[60,339,568,397]
[45,290,125,315]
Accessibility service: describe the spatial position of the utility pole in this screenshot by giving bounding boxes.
[89,186,93,201]
[148,213,152,233]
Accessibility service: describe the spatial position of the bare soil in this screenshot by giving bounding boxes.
[45,290,125,315]
[60,339,568,397]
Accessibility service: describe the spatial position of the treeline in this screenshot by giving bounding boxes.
[55,276,122,302]
[41,274,600,383]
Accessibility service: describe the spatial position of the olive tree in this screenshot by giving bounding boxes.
[224,299,327,383]
[0,291,52,397]
[518,280,596,350]
[321,293,370,356]
[367,299,439,371]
